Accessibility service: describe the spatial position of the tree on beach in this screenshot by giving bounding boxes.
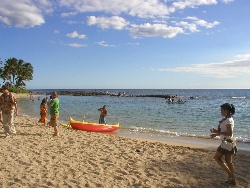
[0,57,33,88]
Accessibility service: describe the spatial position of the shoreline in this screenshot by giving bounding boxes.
[14,93,250,155]
[117,129,250,155]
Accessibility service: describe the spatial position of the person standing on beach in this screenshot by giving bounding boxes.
[38,98,48,125]
[99,105,108,124]
[210,103,237,185]
[47,92,60,136]
[0,85,18,138]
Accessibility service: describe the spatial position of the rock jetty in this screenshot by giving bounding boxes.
[53,90,171,99]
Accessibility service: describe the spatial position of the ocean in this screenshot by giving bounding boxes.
[17,89,250,152]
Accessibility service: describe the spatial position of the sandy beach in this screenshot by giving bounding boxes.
[1,94,250,187]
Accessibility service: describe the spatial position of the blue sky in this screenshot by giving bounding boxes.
[0,0,250,89]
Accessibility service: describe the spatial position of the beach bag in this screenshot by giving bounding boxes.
[220,138,234,151]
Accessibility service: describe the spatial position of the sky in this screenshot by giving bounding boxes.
[0,0,250,89]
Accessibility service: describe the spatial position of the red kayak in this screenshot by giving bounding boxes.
[69,117,119,132]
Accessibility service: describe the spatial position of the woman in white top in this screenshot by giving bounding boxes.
[210,103,237,185]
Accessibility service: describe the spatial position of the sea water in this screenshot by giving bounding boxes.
[17,89,250,151]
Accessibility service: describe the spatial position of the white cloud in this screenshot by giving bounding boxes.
[127,42,140,46]
[234,54,250,59]
[195,19,220,28]
[96,41,115,47]
[66,31,86,39]
[59,0,172,18]
[36,0,54,13]
[87,16,129,30]
[171,0,217,10]
[185,16,220,28]
[221,0,235,4]
[0,0,226,38]
[173,16,220,33]
[174,21,200,32]
[129,23,184,38]
[153,54,250,78]
[61,12,77,17]
[68,43,87,47]
[0,0,53,27]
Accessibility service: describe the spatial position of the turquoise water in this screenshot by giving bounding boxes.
[18,89,250,142]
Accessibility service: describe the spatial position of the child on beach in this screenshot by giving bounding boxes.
[38,98,48,125]
[210,103,237,185]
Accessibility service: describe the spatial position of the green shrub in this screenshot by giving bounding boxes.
[9,88,29,94]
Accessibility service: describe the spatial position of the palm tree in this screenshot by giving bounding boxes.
[0,57,33,88]
[0,58,15,86]
[16,61,33,87]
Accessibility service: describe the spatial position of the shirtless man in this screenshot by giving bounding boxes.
[99,105,108,124]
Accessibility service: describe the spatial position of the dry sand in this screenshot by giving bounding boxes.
[0,93,250,187]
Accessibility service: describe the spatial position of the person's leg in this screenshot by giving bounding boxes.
[41,113,46,125]
[2,113,11,137]
[38,114,43,124]
[225,154,234,174]
[53,126,58,136]
[224,154,236,184]
[214,151,234,177]
[8,112,16,134]
[50,114,59,136]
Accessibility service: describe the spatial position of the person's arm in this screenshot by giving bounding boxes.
[14,102,18,116]
[44,103,47,113]
[48,99,54,107]
[13,96,18,116]
[210,127,222,138]
[210,132,218,138]
[216,124,232,137]
[210,124,232,138]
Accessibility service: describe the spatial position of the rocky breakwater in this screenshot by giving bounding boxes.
[55,90,171,99]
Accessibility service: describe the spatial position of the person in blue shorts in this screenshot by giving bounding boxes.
[99,105,108,124]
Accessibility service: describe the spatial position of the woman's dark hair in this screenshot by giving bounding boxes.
[221,103,235,115]
[41,98,46,105]
[1,85,8,90]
